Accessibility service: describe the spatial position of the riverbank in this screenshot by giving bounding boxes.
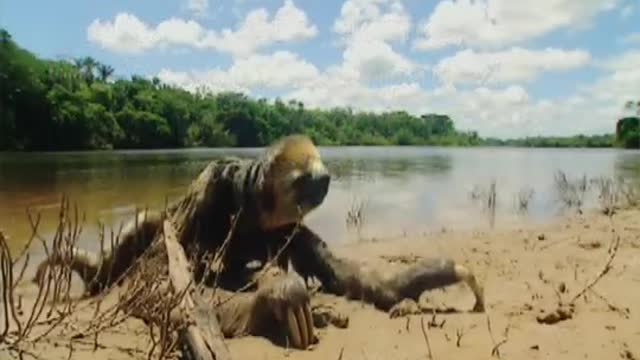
[226,207,640,360]
[2,206,639,359]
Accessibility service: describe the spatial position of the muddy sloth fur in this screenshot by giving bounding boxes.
[33,134,485,350]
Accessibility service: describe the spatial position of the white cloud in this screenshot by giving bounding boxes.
[87,0,317,56]
[187,0,209,17]
[588,50,640,103]
[599,49,640,71]
[414,0,618,50]
[286,73,432,113]
[439,86,533,132]
[336,40,423,82]
[424,85,619,138]
[334,0,410,44]
[203,0,318,57]
[331,0,421,82]
[87,13,158,54]
[158,51,319,94]
[433,47,591,86]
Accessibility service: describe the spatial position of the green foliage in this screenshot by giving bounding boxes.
[616,117,640,149]
[115,108,172,148]
[483,134,615,148]
[0,28,626,151]
[186,112,235,147]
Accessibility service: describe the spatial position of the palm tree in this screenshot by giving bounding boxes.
[97,63,114,82]
[81,57,98,84]
[72,57,84,70]
[71,57,99,84]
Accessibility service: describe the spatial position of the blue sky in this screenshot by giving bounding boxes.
[2,0,640,138]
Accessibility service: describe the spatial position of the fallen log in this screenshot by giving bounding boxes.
[162,219,232,360]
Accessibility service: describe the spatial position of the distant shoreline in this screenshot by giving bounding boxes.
[1,139,629,154]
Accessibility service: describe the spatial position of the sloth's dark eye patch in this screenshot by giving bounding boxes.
[293,173,313,188]
[293,172,330,208]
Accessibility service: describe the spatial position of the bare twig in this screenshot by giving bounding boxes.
[588,288,630,318]
[216,216,302,307]
[455,327,465,347]
[486,313,510,358]
[207,210,242,299]
[570,233,621,304]
[420,316,434,360]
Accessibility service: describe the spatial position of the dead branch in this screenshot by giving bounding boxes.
[1,231,11,340]
[570,233,621,305]
[162,219,232,360]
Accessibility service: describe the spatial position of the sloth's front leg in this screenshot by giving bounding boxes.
[215,268,315,350]
[289,225,485,314]
[386,258,485,313]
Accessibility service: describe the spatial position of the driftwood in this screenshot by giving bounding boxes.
[162,219,232,360]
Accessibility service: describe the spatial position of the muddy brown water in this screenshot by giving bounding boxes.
[1,146,639,258]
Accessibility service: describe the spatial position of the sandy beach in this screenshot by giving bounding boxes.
[2,207,640,360]
[225,208,640,360]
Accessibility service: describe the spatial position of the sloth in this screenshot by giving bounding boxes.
[33,134,485,350]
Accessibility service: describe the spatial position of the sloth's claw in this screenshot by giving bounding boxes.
[285,303,314,349]
[257,270,316,349]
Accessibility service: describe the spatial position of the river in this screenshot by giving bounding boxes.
[1,146,639,255]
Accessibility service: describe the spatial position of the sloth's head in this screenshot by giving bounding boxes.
[259,134,330,230]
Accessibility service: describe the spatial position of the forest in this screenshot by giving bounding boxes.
[1,28,637,151]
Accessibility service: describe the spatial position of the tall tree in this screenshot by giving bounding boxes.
[97,63,114,82]
[81,57,98,84]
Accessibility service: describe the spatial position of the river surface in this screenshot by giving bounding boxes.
[1,146,639,255]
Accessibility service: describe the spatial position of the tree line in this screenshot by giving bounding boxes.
[1,28,637,151]
[483,134,616,148]
[616,100,640,149]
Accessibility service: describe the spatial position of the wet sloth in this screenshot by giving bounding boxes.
[33,134,485,350]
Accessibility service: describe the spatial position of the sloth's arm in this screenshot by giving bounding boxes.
[289,225,485,312]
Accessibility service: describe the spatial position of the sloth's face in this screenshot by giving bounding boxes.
[260,135,331,230]
[287,156,331,212]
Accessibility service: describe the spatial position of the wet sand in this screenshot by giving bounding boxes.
[3,207,640,360]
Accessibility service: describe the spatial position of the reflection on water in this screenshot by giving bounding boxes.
[1,146,639,253]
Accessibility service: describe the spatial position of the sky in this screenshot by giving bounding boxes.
[1,0,640,138]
